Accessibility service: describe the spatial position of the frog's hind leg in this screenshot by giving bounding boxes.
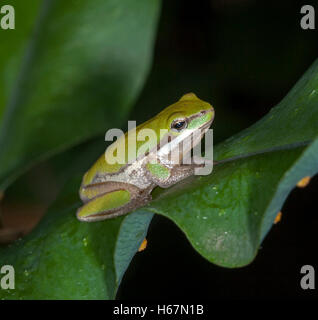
[79,181,128,203]
[77,182,152,222]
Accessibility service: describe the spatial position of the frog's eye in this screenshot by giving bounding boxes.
[171,118,187,132]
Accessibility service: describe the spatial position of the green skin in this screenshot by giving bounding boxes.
[77,93,214,222]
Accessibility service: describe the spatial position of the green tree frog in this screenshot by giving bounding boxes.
[77,93,214,222]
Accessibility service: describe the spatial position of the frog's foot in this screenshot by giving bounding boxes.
[77,183,152,222]
[191,156,213,166]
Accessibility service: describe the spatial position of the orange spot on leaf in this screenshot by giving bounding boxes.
[138,238,147,252]
[274,211,282,224]
[297,176,311,188]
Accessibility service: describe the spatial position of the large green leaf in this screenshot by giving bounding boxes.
[0,176,153,299]
[146,58,318,267]
[0,0,161,190]
[1,56,317,299]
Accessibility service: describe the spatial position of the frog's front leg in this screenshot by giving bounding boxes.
[77,181,152,222]
[146,161,203,188]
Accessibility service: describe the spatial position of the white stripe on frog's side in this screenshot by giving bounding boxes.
[93,157,154,190]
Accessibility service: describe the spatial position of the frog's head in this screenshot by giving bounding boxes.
[155,93,214,163]
[161,92,214,134]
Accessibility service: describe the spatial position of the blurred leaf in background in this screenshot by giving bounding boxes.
[0,0,42,120]
[0,0,161,190]
[0,0,161,299]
